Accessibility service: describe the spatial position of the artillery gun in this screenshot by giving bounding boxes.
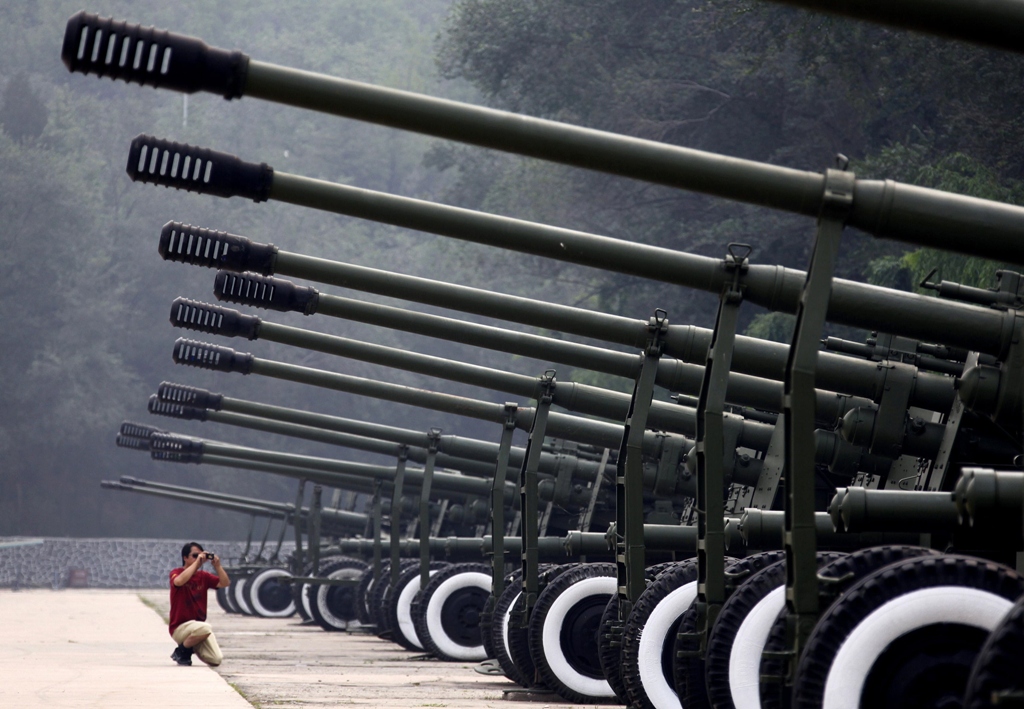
[65,5,1024,706]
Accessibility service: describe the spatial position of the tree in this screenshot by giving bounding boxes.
[0,73,47,142]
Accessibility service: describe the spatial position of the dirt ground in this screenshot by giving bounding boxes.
[138,590,602,709]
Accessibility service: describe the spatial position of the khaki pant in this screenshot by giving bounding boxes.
[172,620,223,666]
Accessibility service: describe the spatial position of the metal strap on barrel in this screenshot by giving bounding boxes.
[291,479,307,574]
[516,372,556,629]
[309,484,323,576]
[255,515,274,563]
[419,428,441,587]
[240,514,256,564]
[616,310,668,617]
[369,480,384,593]
[390,446,409,590]
[484,403,519,622]
[579,447,612,534]
[695,243,750,653]
[271,504,289,564]
[784,162,855,679]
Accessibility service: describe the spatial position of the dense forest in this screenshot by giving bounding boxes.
[1,1,1020,538]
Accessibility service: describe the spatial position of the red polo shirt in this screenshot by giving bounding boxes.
[169,567,220,636]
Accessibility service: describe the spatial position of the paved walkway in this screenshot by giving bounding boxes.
[1,589,599,709]
[0,589,251,708]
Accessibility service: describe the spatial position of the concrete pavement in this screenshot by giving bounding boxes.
[0,589,251,708]
[1,588,600,708]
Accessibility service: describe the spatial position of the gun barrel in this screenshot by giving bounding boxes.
[117,476,293,513]
[103,480,290,519]
[211,268,957,414]
[221,283,877,424]
[64,13,1024,258]
[241,67,1024,262]
[156,382,612,481]
[955,469,1024,527]
[835,488,961,532]
[179,437,502,500]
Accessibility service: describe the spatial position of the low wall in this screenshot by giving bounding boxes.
[0,537,297,588]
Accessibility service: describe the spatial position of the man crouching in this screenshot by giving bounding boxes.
[169,541,230,666]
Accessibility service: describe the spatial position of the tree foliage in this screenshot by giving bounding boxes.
[435,0,1024,330]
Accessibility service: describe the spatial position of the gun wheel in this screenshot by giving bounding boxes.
[244,566,295,618]
[757,546,941,709]
[374,559,419,637]
[792,555,1024,709]
[215,586,237,614]
[306,557,369,632]
[963,593,1024,709]
[705,553,846,709]
[232,574,255,616]
[526,562,617,703]
[672,550,785,709]
[599,561,681,704]
[386,561,449,651]
[412,562,492,661]
[620,559,700,709]
[490,570,532,687]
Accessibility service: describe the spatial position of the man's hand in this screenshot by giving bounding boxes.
[211,554,222,568]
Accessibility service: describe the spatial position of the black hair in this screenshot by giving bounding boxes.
[181,541,204,564]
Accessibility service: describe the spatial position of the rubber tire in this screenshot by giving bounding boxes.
[494,584,525,685]
[375,560,419,637]
[792,554,1024,709]
[757,545,941,709]
[243,566,296,618]
[599,561,681,704]
[233,574,255,615]
[386,561,450,651]
[527,562,618,704]
[293,553,343,622]
[964,592,1024,709]
[306,557,370,632]
[481,567,521,663]
[355,562,389,627]
[492,574,532,687]
[673,550,786,709]
[705,552,846,709]
[621,559,701,709]
[506,564,575,688]
[412,562,493,661]
[215,586,236,614]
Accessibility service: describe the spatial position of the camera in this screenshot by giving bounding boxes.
[204,552,214,559]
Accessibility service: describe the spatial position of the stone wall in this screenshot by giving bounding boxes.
[0,538,296,588]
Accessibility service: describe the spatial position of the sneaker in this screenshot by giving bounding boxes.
[171,645,193,666]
